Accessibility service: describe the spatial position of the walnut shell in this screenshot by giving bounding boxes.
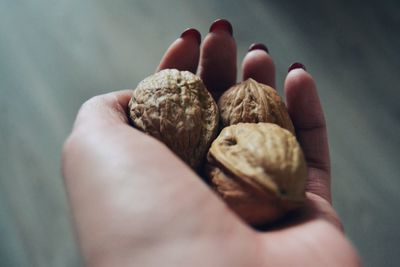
[218,78,295,134]
[206,122,307,225]
[129,69,219,170]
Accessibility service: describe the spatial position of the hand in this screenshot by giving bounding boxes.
[62,20,360,266]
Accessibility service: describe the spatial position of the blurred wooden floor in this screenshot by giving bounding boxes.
[1,1,399,266]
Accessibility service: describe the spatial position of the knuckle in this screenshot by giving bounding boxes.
[62,133,78,158]
[79,94,107,113]
[61,130,87,179]
[61,134,76,179]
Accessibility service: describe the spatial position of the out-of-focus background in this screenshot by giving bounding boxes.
[1,0,399,266]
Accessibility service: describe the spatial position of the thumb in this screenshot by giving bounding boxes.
[73,90,133,131]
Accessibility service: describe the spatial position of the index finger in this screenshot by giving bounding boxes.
[199,19,237,100]
[157,28,201,74]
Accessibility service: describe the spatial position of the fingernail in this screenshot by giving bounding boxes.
[180,28,201,45]
[248,43,269,53]
[209,19,233,36]
[288,62,306,72]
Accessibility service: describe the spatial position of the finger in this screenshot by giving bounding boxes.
[157,28,201,74]
[199,19,237,100]
[284,63,331,202]
[242,43,276,88]
[73,90,133,130]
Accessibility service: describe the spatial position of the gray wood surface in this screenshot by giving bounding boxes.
[1,0,399,266]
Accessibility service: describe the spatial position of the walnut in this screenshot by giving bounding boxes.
[206,122,307,225]
[218,78,295,134]
[128,69,219,170]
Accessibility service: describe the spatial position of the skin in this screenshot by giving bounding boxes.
[62,24,362,266]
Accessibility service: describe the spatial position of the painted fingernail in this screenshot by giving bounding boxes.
[209,19,233,36]
[288,62,306,72]
[248,43,269,53]
[180,28,201,45]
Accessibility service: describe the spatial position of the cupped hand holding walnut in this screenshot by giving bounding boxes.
[129,70,308,226]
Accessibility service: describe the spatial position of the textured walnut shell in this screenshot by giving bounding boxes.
[129,69,219,170]
[206,122,307,225]
[218,78,295,134]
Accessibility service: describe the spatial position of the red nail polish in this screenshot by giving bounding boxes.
[209,19,233,36]
[248,43,269,53]
[180,28,201,45]
[288,62,306,72]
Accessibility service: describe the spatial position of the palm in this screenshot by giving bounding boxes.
[63,21,360,266]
